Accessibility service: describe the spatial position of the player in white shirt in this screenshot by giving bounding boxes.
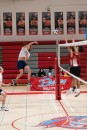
[0,66,11,111]
[12,41,38,86]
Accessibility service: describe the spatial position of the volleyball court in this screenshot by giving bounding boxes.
[0,36,87,130]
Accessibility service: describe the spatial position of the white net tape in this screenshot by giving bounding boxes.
[59,66,87,85]
[59,40,87,47]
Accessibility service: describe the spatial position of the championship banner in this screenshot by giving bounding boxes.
[54,12,64,34]
[16,12,25,35]
[30,76,72,91]
[42,12,51,35]
[79,11,87,34]
[29,12,38,35]
[3,12,12,35]
[67,11,76,34]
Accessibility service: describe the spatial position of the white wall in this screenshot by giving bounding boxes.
[0,0,87,41]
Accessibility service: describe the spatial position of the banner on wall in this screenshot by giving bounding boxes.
[16,12,25,35]
[42,12,51,35]
[3,12,12,35]
[30,76,72,91]
[31,77,55,91]
[29,12,38,35]
[79,11,87,34]
[67,11,76,34]
[54,12,64,34]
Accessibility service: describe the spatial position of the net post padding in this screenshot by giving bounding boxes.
[54,58,61,100]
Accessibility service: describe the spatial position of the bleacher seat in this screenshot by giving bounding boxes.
[0,40,87,84]
[0,41,56,84]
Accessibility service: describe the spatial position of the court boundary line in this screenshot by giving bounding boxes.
[6,91,87,95]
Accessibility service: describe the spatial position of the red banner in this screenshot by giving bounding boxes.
[31,77,55,91]
[3,12,12,35]
[60,76,72,90]
[67,11,76,34]
[16,12,25,35]
[29,12,38,35]
[42,12,51,35]
[30,76,72,91]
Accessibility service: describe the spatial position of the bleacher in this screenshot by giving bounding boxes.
[0,40,87,84]
[0,41,56,84]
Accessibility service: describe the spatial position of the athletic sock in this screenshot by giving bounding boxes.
[2,104,5,108]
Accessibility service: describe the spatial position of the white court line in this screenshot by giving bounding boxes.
[25,90,28,130]
[49,94,59,113]
[0,86,15,123]
[61,94,75,112]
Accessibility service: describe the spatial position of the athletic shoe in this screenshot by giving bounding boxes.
[12,79,17,86]
[75,89,80,97]
[66,88,74,96]
[1,107,9,111]
[75,92,80,97]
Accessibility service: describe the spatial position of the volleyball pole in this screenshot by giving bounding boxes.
[55,36,61,100]
[53,30,61,100]
[54,57,61,100]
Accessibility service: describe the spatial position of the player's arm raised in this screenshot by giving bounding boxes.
[65,37,71,53]
[71,34,79,54]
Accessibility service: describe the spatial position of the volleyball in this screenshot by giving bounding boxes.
[53,29,58,35]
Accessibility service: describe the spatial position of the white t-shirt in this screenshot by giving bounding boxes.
[46,70,54,77]
[18,47,30,59]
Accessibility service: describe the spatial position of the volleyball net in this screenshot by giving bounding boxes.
[55,39,87,100]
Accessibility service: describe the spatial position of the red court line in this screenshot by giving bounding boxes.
[58,101,78,130]
[11,113,55,130]
[6,91,87,95]
[62,91,87,94]
[6,91,55,95]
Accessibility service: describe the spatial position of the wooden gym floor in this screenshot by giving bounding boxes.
[0,85,87,130]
